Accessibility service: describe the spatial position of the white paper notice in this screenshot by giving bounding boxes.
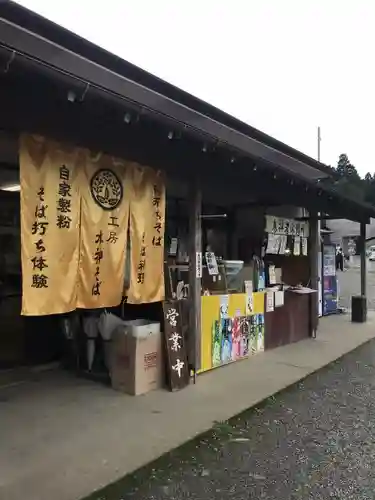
[301,238,308,256]
[244,280,253,295]
[246,292,253,315]
[266,291,274,312]
[169,237,178,256]
[274,290,284,307]
[219,294,230,318]
[293,236,301,256]
[278,235,287,255]
[266,234,280,254]
[205,252,219,275]
[268,265,276,285]
[196,252,202,278]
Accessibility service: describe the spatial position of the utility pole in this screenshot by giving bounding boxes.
[317,126,321,162]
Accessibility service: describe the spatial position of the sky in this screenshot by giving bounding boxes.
[14,0,375,176]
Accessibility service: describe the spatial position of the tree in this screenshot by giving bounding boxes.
[336,153,360,179]
[333,154,364,200]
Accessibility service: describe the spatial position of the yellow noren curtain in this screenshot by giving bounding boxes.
[77,152,131,309]
[20,134,166,315]
[20,134,82,315]
[126,163,166,304]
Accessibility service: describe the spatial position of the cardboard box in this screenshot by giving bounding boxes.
[109,321,162,396]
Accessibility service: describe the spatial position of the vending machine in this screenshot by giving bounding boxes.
[322,243,338,315]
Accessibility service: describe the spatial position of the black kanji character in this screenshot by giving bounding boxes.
[138,260,146,272]
[60,165,70,181]
[137,272,145,284]
[57,198,71,213]
[94,248,103,265]
[31,256,48,271]
[31,274,48,288]
[31,221,49,236]
[108,216,120,227]
[56,214,72,229]
[95,231,104,244]
[107,231,118,244]
[58,182,71,198]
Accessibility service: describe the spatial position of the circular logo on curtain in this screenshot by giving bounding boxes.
[90,169,123,210]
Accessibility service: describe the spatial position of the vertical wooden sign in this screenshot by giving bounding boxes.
[163,299,190,391]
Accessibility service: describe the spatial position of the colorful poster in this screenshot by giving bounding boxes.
[20,134,82,315]
[221,319,233,363]
[257,314,265,351]
[231,317,242,360]
[219,294,230,318]
[212,320,222,367]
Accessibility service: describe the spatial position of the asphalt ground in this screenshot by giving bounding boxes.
[83,338,375,500]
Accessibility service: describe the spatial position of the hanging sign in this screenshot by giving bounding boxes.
[205,251,219,275]
[20,134,82,315]
[266,215,309,237]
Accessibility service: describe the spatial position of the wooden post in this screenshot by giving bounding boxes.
[309,212,319,337]
[188,177,202,382]
[360,221,366,297]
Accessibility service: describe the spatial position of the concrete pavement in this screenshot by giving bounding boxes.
[1,313,375,500]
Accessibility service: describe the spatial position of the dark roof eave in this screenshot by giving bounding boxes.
[1,3,374,221]
[0,4,331,183]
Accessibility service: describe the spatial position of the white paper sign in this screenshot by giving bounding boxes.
[246,292,253,315]
[274,290,284,307]
[301,238,308,256]
[205,251,219,275]
[278,235,288,255]
[293,236,301,256]
[266,291,275,312]
[268,265,277,285]
[196,252,202,278]
[244,280,253,295]
[266,234,280,254]
[266,215,309,237]
[219,294,230,318]
[169,237,178,256]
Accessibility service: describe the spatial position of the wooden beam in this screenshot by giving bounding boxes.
[360,221,367,298]
[188,176,202,382]
[308,212,319,338]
